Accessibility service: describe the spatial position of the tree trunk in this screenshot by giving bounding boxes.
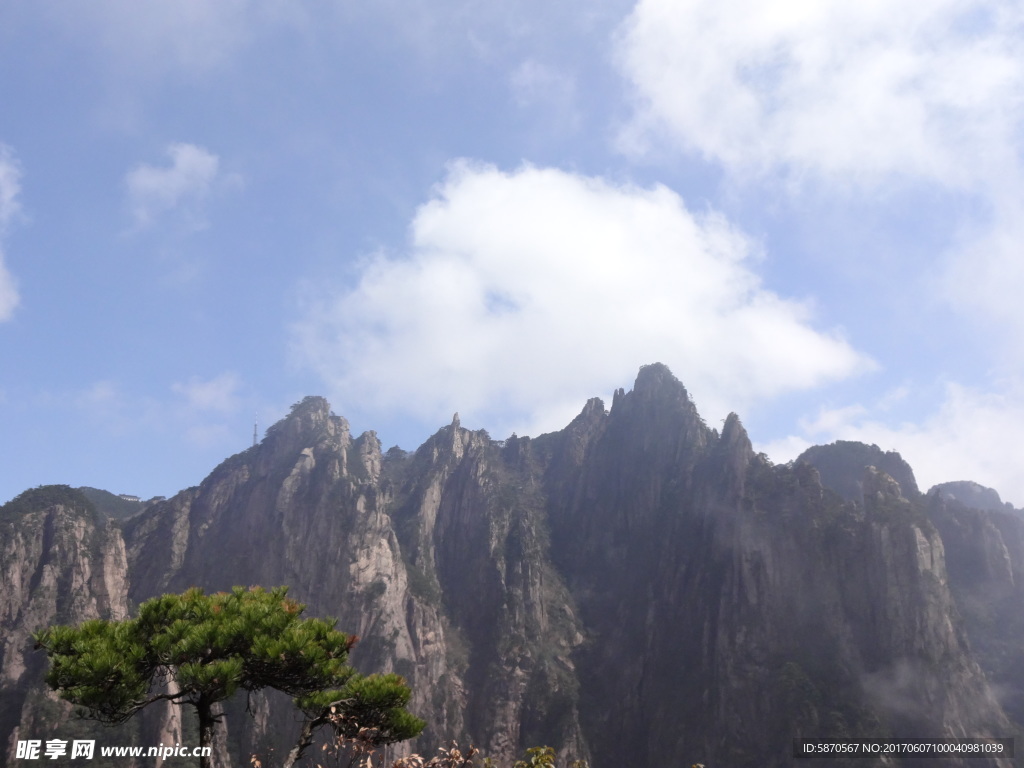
[282,713,325,768]
[197,696,216,768]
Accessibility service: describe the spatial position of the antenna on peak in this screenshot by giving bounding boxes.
[253,412,259,447]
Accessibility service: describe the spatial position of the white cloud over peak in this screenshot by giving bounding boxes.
[293,162,870,438]
[616,0,1024,188]
[616,0,1024,378]
[761,381,1024,507]
[125,143,222,230]
[0,145,23,321]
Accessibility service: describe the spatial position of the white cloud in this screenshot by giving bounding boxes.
[0,145,22,321]
[761,381,1024,507]
[616,0,1024,188]
[125,143,222,230]
[293,161,870,438]
[172,372,242,415]
[615,1,1024,330]
[616,0,1024,431]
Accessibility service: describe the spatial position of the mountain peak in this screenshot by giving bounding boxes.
[797,440,919,502]
[260,395,348,457]
[932,480,1012,513]
[721,412,748,445]
[611,363,697,417]
[287,395,331,420]
[4,367,1023,767]
[632,362,690,399]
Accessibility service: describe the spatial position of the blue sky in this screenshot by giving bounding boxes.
[2,0,1023,506]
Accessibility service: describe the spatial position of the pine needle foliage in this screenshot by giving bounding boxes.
[34,586,424,767]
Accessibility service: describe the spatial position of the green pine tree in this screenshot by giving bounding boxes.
[34,585,424,768]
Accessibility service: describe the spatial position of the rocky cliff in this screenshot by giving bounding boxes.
[2,365,1021,767]
[924,486,1024,734]
[0,486,183,768]
[798,444,1024,743]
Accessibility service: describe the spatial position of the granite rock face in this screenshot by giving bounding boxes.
[923,487,1024,733]
[2,367,1021,767]
[0,488,181,768]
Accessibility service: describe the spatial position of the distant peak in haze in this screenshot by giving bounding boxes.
[793,441,920,503]
[932,480,1015,513]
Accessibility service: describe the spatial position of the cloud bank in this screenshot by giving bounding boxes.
[617,0,1024,188]
[617,0,1024,331]
[293,162,869,439]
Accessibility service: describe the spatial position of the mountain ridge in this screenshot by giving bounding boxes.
[1,364,1021,767]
